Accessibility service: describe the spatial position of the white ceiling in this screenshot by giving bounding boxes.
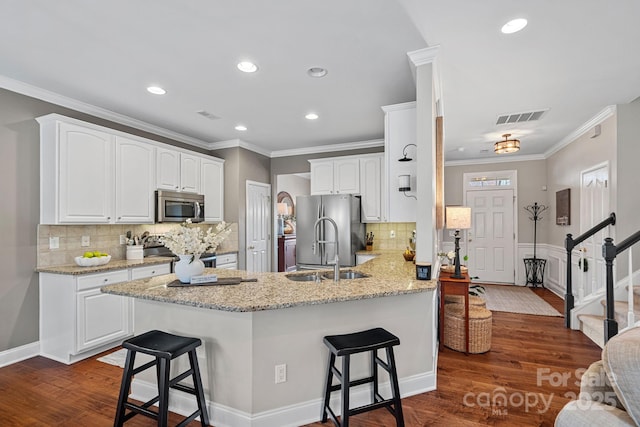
[1,1,639,162]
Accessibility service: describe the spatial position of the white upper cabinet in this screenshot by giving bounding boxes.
[37,114,224,224]
[360,154,384,222]
[46,121,114,223]
[180,152,201,193]
[115,136,155,223]
[309,157,360,195]
[382,102,417,222]
[201,157,224,222]
[156,147,181,191]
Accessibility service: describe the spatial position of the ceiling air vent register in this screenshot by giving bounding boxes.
[496,109,548,125]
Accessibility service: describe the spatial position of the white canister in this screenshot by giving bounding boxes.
[126,245,144,260]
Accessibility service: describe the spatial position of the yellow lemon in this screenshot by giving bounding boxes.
[83,251,94,258]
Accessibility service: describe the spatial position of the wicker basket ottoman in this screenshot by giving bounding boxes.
[444,294,486,308]
[444,303,492,354]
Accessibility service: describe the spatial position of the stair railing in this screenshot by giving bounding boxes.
[565,212,616,328]
[603,229,640,343]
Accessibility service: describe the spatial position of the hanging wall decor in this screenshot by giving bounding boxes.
[556,188,570,225]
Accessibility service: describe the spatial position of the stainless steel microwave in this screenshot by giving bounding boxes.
[155,190,205,223]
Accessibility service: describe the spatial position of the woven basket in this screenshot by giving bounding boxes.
[444,303,492,354]
[444,294,486,308]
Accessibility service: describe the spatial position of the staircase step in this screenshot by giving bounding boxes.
[578,314,605,349]
[598,300,640,323]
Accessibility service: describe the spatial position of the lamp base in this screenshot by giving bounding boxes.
[451,230,464,279]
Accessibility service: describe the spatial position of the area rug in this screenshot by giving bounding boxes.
[96,348,127,368]
[481,284,562,317]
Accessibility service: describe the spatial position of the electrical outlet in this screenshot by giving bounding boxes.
[81,235,90,247]
[275,364,287,384]
[120,235,126,245]
[390,230,396,239]
[49,236,59,249]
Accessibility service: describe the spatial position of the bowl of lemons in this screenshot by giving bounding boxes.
[75,251,111,267]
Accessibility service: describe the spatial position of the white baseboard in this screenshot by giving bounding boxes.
[0,341,40,368]
[130,370,435,427]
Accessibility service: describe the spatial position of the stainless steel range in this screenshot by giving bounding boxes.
[142,235,217,270]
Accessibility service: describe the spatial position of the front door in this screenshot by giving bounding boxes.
[466,189,515,283]
[246,181,271,273]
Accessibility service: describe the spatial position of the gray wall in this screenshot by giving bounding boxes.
[545,115,617,247]
[616,99,640,275]
[444,159,548,244]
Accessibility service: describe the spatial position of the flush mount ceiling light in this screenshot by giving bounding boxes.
[501,18,528,34]
[307,67,328,78]
[235,125,247,131]
[237,61,258,73]
[305,113,319,120]
[494,133,520,154]
[146,86,166,95]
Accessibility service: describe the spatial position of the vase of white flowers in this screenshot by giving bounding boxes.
[162,219,232,283]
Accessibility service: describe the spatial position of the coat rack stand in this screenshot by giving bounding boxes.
[523,202,548,287]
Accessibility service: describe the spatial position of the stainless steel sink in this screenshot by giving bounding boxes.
[321,271,370,280]
[285,273,323,282]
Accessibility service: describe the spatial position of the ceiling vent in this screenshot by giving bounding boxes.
[196,110,220,120]
[496,109,548,125]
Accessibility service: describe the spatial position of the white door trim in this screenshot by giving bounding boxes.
[245,180,272,273]
[463,170,518,283]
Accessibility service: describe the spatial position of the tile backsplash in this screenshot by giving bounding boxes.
[365,222,416,251]
[37,222,239,267]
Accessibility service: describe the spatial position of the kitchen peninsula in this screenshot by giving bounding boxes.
[101,251,437,427]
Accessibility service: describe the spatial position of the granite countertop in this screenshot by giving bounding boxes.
[100,250,436,312]
[36,256,175,275]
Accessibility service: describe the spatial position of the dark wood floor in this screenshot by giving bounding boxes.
[0,288,601,426]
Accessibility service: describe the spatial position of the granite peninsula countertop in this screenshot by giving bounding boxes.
[100,250,436,312]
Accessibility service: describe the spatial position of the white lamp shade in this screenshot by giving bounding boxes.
[445,206,471,230]
[277,203,289,216]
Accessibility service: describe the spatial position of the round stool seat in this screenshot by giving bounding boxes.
[444,294,486,308]
[444,303,492,354]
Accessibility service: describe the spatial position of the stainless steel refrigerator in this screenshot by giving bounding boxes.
[296,194,365,269]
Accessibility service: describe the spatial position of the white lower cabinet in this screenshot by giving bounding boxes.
[216,253,238,270]
[40,263,170,364]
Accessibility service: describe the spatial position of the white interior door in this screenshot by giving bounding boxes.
[246,181,271,273]
[580,163,610,296]
[467,189,515,283]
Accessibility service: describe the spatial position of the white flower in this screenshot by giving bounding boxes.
[161,220,232,261]
[447,251,455,260]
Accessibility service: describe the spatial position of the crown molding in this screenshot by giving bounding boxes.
[270,139,384,158]
[381,101,416,113]
[0,75,214,149]
[407,45,440,67]
[543,105,617,158]
[208,138,272,158]
[445,153,546,167]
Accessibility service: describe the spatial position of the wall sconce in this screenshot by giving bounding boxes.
[398,143,417,162]
[398,174,411,192]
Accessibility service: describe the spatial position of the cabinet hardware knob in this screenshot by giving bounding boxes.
[104,279,108,282]
[151,270,155,274]
[118,217,122,220]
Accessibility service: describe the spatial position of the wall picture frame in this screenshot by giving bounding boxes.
[556,188,570,225]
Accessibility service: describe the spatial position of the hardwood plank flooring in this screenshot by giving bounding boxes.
[0,287,601,426]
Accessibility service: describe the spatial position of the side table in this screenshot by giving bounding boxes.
[439,271,471,354]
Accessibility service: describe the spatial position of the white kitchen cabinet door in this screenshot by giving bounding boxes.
[180,153,201,193]
[58,122,114,223]
[360,154,384,222]
[156,147,181,191]
[115,136,155,223]
[334,158,360,194]
[310,160,335,194]
[76,289,132,353]
[201,158,224,222]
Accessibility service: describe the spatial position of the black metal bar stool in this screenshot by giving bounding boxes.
[114,330,209,427]
[321,327,404,427]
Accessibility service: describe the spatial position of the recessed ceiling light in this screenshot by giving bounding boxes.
[305,113,319,120]
[237,61,258,73]
[501,18,528,34]
[147,86,166,95]
[235,125,247,131]
[307,67,328,78]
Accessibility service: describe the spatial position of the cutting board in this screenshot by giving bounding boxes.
[167,277,257,287]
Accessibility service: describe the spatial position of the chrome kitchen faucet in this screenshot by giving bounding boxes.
[313,216,340,282]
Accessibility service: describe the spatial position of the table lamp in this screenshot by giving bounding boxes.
[445,206,472,279]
